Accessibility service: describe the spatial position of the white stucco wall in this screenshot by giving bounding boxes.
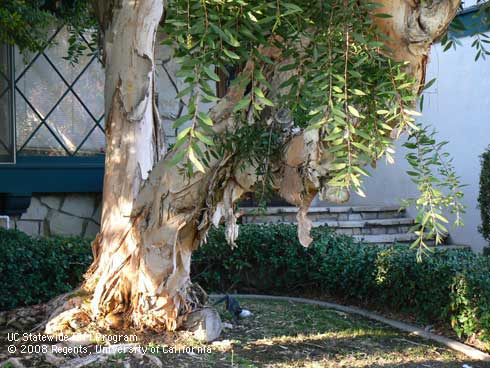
[316,36,490,252]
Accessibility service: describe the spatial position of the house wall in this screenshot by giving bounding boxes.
[9,193,101,238]
[314,36,490,252]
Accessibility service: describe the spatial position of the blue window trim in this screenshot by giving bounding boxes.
[452,4,490,38]
[0,156,104,194]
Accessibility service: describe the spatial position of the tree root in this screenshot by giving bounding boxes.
[36,283,209,336]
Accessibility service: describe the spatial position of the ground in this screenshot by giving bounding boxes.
[1,298,488,368]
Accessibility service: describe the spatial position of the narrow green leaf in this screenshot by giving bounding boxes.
[203,66,221,82]
[223,48,240,60]
[189,147,206,173]
[257,95,274,107]
[172,115,190,129]
[233,97,251,112]
[348,105,361,118]
[195,131,214,146]
[176,127,192,141]
[197,112,213,126]
[166,148,186,167]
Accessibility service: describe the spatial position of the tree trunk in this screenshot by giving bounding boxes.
[45,0,459,334]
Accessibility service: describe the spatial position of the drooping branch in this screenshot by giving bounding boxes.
[45,0,460,335]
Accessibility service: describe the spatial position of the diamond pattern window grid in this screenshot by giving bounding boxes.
[15,27,105,156]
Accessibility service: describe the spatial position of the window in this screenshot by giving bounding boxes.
[13,26,105,157]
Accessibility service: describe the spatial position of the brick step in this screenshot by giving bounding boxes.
[311,218,415,236]
[241,205,406,223]
[237,206,470,248]
[436,244,471,250]
[352,233,440,246]
[241,205,403,214]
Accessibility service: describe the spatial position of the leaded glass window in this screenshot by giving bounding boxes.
[15,27,105,156]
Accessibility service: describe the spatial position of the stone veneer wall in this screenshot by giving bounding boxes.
[8,193,101,238]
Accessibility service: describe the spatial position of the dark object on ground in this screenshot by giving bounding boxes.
[213,294,252,322]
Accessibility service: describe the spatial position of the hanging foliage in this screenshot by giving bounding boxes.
[162,0,465,257]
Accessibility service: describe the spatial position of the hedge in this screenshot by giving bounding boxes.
[1,224,489,343]
[192,224,490,342]
[479,146,490,245]
[0,228,92,311]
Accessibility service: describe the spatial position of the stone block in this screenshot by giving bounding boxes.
[92,203,102,224]
[282,213,298,222]
[335,228,354,235]
[401,226,411,233]
[371,227,387,235]
[246,215,284,224]
[348,213,362,220]
[61,194,95,218]
[40,195,63,209]
[84,221,100,239]
[380,211,398,219]
[21,197,48,220]
[361,212,378,220]
[360,228,372,235]
[387,227,400,234]
[16,220,40,236]
[49,212,84,236]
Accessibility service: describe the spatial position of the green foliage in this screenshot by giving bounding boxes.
[162,0,420,184]
[192,223,490,341]
[0,0,55,52]
[219,124,284,206]
[163,1,465,253]
[0,228,92,311]
[403,125,466,260]
[479,146,490,243]
[0,0,95,58]
[442,2,490,60]
[2,223,489,342]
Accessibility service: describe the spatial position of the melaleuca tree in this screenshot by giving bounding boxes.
[1,0,465,332]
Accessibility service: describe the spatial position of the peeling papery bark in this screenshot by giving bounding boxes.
[373,0,459,91]
[45,0,459,333]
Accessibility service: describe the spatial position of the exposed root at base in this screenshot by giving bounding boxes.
[39,283,209,337]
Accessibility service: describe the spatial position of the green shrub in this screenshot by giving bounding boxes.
[479,146,490,244]
[2,223,490,344]
[192,224,490,342]
[0,228,92,311]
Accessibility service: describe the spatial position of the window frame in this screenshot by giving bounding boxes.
[0,44,16,165]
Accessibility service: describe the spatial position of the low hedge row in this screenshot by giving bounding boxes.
[192,224,490,342]
[0,228,92,311]
[1,224,489,343]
